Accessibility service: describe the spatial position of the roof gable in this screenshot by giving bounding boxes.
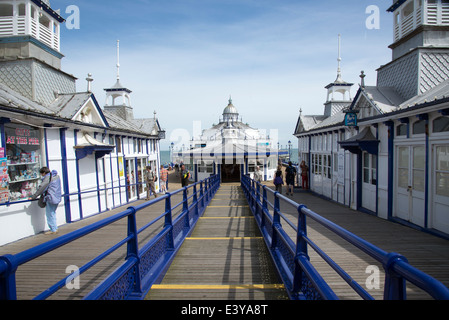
[51,93,109,127]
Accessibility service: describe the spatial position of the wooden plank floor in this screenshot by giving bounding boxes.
[146,183,288,300]
[1,171,448,300]
[261,185,449,300]
[0,173,188,300]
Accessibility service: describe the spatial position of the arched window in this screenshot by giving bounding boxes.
[0,4,13,17]
[396,123,407,136]
[18,4,25,16]
[433,116,449,133]
[413,119,426,135]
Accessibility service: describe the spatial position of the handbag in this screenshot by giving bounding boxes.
[38,193,47,208]
[274,176,283,185]
[37,174,52,208]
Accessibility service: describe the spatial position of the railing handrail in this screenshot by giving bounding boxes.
[0,175,220,300]
[241,175,449,300]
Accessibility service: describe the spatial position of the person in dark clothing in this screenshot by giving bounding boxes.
[285,161,297,196]
[180,164,190,189]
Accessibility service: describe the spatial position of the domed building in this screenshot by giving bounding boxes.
[177,98,286,182]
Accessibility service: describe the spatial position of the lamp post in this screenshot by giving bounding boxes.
[288,140,292,161]
[170,142,174,164]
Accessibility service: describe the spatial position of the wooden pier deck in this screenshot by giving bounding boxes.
[1,170,448,300]
[146,183,288,300]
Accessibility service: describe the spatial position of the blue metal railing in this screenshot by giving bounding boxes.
[241,175,449,300]
[0,175,220,300]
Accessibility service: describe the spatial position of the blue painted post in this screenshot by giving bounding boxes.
[271,193,281,250]
[183,188,190,229]
[204,179,209,202]
[208,178,212,199]
[383,253,408,300]
[0,255,17,300]
[164,193,174,250]
[126,207,139,259]
[262,186,268,229]
[250,179,255,210]
[255,182,261,217]
[293,204,309,294]
[125,206,142,295]
[193,184,199,217]
[200,181,204,209]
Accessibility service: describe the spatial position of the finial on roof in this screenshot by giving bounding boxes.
[299,108,302,116]
[229,95,232,105]
[360,70,366,88]
[86,73,93,93]
[116,40,120,81]
[335,34,343,83]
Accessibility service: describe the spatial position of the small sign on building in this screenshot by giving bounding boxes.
[344,111,358,127]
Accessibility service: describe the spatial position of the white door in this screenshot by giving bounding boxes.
[432,145,449,234]
[126,159,137,200]
[395,146,425,227]
[361,152,377,212]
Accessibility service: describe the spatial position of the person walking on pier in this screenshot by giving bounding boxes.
[300,160,309,190]
[30,167,62,235]
[254,166,262,183]
[273,165,284,194]
[180,164,190,192]
[160,165,168,194]
[285,161,296,196]
[145,166,157,200]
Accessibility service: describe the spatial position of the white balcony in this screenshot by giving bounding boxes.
[394,0,449,42]
[0,2,60,52]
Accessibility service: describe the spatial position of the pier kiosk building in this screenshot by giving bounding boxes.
[177,98,287,183]
[0,0,165,245]
[294,0,449,237]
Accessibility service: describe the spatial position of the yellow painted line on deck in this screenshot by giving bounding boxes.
[200,216,253,219]
[151,284,285,290]
[207,205,249,208]
[186,237,263,240]
[215,193,244,195]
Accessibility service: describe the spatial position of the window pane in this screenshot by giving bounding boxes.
[433,116,449,133]
[437,146,449,171]
[413,146,425,170]
[372,155,377,170]
[364,168,370,183]
[398,147,409,168]
[413,170,425,192]
[398,168,409,188]
[436,173,449,197]
[396,124,407,136]
[413,120,426,134]
[5,124,43,202]
[364,152,370,168]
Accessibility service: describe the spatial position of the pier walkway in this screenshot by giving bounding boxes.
[1,170,449,300]
[147,183,288,300]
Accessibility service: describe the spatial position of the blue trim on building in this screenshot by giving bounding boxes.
[74,129,83,220]
[385,121,395,220]
[89,94,110,128]
[30,0,65,22]
[59,128,71,224]
[0,36,64,59]
[387,0,407,12]
[0,118,10,149]
[417,113,430,229]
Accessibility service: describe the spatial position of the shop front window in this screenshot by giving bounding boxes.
[3,123,43,203]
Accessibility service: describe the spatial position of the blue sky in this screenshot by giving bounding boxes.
[54,0,393,150]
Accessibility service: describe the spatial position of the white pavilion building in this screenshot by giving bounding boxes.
[177,98,287,182]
